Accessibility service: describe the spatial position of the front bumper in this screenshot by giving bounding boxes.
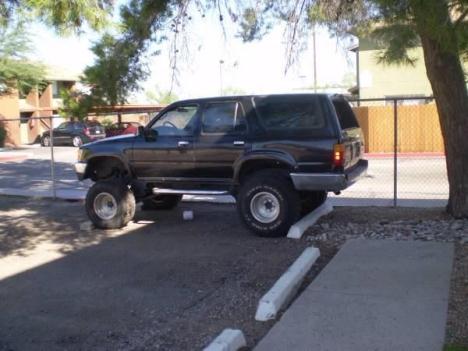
[74,162,87,181]
[290,159,368,192]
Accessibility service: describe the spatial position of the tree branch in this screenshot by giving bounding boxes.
[454,7,468,27]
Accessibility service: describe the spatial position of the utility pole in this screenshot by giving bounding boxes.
[219,59,224,95]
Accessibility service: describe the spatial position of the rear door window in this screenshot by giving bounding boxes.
[253,96,326,134]
[332,98,359,130]
[202,102,247,134]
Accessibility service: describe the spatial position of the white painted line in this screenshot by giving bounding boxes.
[287,201,333,239]
[203,329,246,351]
[255,246,320,321]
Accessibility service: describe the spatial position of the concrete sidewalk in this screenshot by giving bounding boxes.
[255,240,454,351]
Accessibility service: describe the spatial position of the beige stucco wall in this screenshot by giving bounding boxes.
[0,91,21,146]
[359,47,468,99]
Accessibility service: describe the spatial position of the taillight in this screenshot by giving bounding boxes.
[333,144,345,167]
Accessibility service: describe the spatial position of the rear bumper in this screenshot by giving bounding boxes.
[290,159,368,192]
[74,162,87,181]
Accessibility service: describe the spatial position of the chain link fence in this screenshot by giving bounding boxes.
[340,96,448,206]
[0,98,449,206]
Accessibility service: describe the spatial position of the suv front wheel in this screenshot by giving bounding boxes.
[86,180,136,229]
[237,170,300,237]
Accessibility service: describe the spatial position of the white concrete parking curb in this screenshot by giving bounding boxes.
[255,246,320,321]
[203,329,246,351]
[287,201,334,239]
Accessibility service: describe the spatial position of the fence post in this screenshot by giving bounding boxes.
[393,99,398,207]
[49,117,57,199]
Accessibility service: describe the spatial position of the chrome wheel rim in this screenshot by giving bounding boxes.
[73,136,82,147]
[93,192,117,220]
[43,137,50,146]
[250,191,280,224]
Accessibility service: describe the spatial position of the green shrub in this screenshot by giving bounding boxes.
[0,126,6,147]
[100,118,114,129]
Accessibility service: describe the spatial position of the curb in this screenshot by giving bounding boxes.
[0,152,33,162]
[255,246,320,321]
[287,201,333,239]
[203,329,246,351]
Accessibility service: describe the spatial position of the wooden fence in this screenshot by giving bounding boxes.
[352,103,445,153]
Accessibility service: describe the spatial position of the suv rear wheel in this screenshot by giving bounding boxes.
[86,180,136,229]
[237,169,300,237]
[142,194,182,210]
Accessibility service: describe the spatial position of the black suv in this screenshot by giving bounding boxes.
[75,94,367,237]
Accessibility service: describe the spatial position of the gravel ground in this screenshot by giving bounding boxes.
[305,206,468,348]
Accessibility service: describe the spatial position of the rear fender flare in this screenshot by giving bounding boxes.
[233,151,297,183]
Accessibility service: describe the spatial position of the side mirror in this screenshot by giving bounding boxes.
[139,126,158,142]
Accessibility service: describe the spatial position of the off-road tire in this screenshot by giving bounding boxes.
[237,169,301,237]
[86,180,136,229]
[142,195,182,210]
[300,191,328,216]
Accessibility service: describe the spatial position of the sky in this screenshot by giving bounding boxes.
[28,5,358,103]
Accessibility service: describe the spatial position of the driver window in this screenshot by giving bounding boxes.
[152,105,198,136]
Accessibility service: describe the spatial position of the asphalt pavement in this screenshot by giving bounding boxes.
[0,196,308,351]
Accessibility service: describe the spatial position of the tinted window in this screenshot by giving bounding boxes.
[253,96,325,132]
[56,122,69,129]
[152,105,198,136]
[202,102,246,134]
[332,98,359,129]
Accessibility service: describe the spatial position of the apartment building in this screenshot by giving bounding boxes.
[0,66,79,146]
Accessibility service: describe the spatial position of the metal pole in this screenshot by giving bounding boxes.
[219,59,224,95]
[313,28,317,93]
[356,46,361,106]
[49,116,57,199]
[393,99,398,207]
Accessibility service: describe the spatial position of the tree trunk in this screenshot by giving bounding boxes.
[418,31,468,217]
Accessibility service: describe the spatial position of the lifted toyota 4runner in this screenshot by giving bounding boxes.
[75,94,368,237]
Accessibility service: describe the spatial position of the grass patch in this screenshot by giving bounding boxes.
[444,345,468,351]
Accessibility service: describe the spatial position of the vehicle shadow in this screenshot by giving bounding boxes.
[0,197,307,351]
[0,159,75,181]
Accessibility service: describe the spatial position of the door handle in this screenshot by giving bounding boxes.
[233,141,245,146]
[178,141,190,147]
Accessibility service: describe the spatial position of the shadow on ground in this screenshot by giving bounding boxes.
[0,196,308,351]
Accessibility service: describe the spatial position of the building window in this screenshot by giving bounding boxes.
[20,112,33,124]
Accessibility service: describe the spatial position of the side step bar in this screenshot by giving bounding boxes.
[152,188,229,196]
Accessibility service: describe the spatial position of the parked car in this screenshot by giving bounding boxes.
[105,122,141,137]
[75,94,368,237]
[41,121,106,147]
